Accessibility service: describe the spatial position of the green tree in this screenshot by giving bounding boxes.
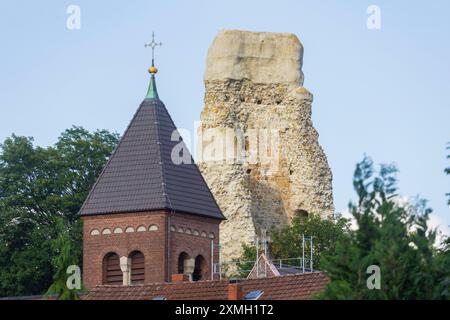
[233,214,349,278]
[317,156,450,299]
[0,205,54,296]
[270,213,350,269]
[0,127,119,297]
[45,218,83,300]
[229,244,257,278]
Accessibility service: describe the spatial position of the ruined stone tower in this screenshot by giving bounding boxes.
[197,30,334,262]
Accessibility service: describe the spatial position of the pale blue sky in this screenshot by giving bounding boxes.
[0,1,449,234]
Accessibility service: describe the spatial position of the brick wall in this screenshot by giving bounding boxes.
[82,211,167,289]
[169,213,221,280]
[82,210,221,289]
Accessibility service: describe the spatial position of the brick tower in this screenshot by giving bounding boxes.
[79,43,225,289]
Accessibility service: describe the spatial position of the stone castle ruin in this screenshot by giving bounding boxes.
[197,30,335,263]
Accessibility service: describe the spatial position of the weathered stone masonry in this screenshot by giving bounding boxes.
[197,30,334,262]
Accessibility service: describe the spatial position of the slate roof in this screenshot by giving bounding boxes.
[79,98,225,220]
[82,272,329,300]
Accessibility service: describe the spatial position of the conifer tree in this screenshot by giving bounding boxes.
[45,218,83,300]
[318,156,450,299]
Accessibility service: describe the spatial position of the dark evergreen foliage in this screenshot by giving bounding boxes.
[318,156,450,299]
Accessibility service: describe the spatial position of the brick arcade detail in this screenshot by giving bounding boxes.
[82,210,220,289]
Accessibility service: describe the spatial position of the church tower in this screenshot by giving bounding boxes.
[80,35,225,289]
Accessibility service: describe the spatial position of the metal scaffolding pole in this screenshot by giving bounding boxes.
[263,229,267,277]
[256,235,260,278]
[302,234,305,273]
[310,236,313,272]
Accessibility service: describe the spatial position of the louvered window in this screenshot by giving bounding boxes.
[130,251,145,284]
[103,253,122,285]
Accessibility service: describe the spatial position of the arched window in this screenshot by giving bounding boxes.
[193,255,208,282]
[129,251,145,284]
[178,252,189,274]
[90,229,100,236]
[103,252,122,285]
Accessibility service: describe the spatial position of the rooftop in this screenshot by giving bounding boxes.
[83,272,328,300]
[79,98,224,220]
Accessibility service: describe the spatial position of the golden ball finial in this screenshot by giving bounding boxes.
[148,66,158,74]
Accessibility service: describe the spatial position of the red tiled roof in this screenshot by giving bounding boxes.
[83,272,328,300]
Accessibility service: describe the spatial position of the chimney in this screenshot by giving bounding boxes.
[228,279,243,300]
[172,274,190,283]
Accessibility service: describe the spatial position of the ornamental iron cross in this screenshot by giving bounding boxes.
[145,32,162,66]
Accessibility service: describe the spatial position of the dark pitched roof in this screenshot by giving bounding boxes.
[82,272,328,300]
[79,98,225,220]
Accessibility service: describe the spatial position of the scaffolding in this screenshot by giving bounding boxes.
[211,233,315,280]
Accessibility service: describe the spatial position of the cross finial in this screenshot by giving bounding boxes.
[145,31,162,68]
[144,32,161,99]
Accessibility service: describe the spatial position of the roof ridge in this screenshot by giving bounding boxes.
[78,100,154,215]
[152,100,172,210]
[92,271,327,289]
[79,99,225,219]
[154,101,225,219]
[242,271,327,283]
